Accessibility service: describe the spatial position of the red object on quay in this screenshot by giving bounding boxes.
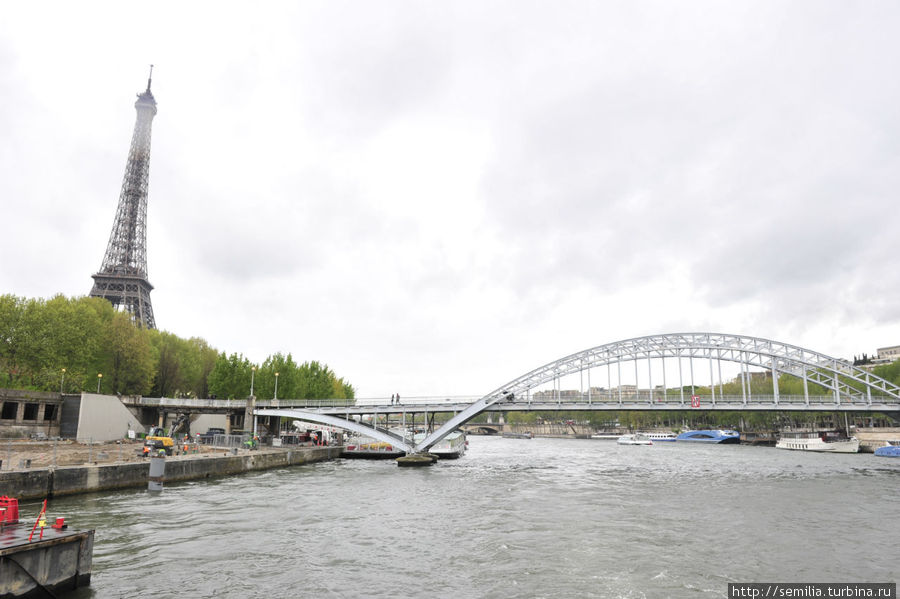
[0,495,20,524]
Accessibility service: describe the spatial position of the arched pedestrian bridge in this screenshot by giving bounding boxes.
[255,333,900,454]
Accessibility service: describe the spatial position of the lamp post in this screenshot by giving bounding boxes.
[96,373,103,393]
[250,366,258,438]
[274,372,279,400]
[60,368,66,394]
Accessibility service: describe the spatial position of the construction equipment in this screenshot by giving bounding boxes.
[143,426,174,456]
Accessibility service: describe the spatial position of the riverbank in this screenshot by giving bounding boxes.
[854,427,900,452]
[0,445,341,500]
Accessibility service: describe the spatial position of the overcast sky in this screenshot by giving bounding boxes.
[2,1,898,398]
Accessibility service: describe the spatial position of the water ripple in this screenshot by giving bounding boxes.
[54,436,899,598]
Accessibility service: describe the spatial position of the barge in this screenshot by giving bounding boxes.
[0,497,94,598]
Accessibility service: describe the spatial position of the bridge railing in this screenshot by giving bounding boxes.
[353,396,481,406]
[255,397,479,408]
[126,393,898,413]
[125,397,243,409]
[256,398,356,408]
[511,394,896,407]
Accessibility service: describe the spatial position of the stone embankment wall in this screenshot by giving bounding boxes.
[0,447,341,500]
[505,423,595,437]
[855,427,900,453]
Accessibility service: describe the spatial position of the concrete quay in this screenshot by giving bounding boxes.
[0,446,342,501]
[854,427,900,453]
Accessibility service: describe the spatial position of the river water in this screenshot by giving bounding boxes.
[42,436,898,598]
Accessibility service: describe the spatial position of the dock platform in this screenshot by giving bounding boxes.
[0,523,93,598]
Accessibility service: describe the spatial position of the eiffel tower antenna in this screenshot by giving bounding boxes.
[89,71,159,328]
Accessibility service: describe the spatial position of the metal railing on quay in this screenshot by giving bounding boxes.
[200,434,251,449]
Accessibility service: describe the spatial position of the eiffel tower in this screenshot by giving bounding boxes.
[89,68,158,329]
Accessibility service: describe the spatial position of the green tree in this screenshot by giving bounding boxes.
[0,294,26,387]
[0,294,356,400]
[149,330,187,397]
[296,360,341,399]
[61,297,113,392]
[507,412,538,425]
[207,352,254,399]
[259,352,298,400]
[100,312,154,395]
[187,337,219,399]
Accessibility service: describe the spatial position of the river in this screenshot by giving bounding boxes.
[41,436,898,598]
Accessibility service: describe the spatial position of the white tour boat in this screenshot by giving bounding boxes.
[775,430,859,453]
[617,433,653,445]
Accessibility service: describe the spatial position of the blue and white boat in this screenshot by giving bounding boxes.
[676,429,740,444]
[643,431,677,442]
[874,442,900,458]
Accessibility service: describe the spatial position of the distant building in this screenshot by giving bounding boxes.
[877,345,900,363]
[0,389,63,439]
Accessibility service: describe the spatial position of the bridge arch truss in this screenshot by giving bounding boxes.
[415,333,900,452]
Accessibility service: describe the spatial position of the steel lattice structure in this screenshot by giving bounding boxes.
[251,333,900,453]
[413,333,900,452]
[89,69,158,329]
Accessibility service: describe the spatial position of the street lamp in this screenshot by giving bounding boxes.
[274,372,279,400]
[96,373,103,393]
[60,368,66,394]
[250,366,256,398]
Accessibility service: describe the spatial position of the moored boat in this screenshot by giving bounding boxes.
[676,430,740,444]
[341,439,404,459]
[775,430,859,453]
[617,433,653,445]
[502,431,534,439]
[873,441,900,458]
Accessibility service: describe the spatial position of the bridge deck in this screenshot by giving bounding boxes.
[123,395,900,415]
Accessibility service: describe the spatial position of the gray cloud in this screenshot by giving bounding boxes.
[2,2,900,396]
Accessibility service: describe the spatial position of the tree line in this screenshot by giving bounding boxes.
[0,294,354,400]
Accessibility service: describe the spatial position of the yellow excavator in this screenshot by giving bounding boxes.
[143,426,175,456]
[143,414,189,456]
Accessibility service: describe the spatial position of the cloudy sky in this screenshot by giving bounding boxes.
[2,1,898,398]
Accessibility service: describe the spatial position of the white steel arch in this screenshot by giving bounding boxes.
[414,333,900,452]
[254,408,416,453]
